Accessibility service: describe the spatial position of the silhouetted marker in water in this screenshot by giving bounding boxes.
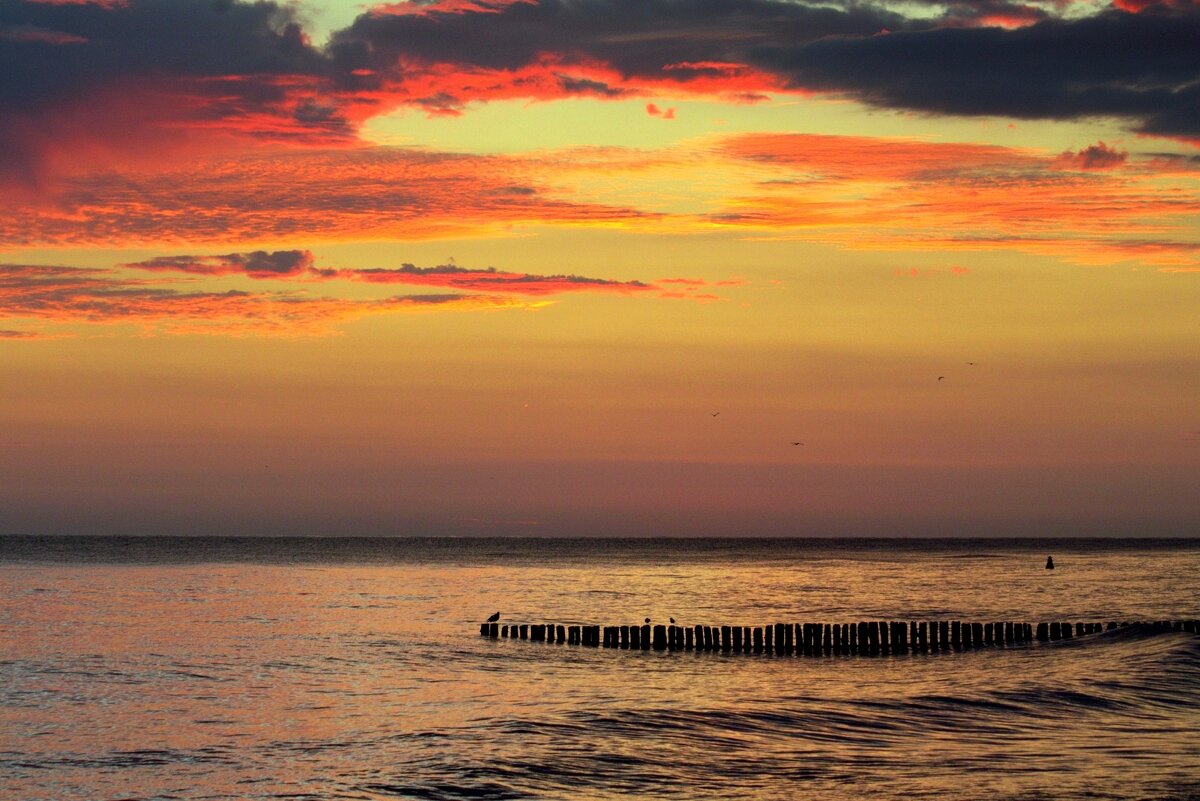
[1046,556,1055,570]
[486,611,500,623]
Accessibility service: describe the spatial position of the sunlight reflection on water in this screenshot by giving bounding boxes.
[1,539,1198,800]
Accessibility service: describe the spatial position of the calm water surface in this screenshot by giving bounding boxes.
[1,538,1198,801]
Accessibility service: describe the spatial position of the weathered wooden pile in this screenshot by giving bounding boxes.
[479,619,1198,655]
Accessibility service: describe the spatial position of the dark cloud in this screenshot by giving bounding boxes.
[1055,141,1128,171]
[328,0,1200,137]
[754,9,1200,138]
[0,0,340,186]
[331,0,906,79]
[125,250,314,278]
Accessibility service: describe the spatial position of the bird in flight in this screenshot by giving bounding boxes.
[711,411,720,417]
[966,362,978,366]
[486,611,500,622]
[938,376,946,381]
[791,441,804,446]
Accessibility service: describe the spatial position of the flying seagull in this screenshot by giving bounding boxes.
[938,376,946,381]
[966,362,978,366]
[486,612,500,623]
[791,441,804,446]
[711,411,720,417]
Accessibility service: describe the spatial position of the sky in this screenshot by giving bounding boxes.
[1,0,1197,537]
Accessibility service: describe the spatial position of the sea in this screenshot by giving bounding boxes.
[1,536,1198,801]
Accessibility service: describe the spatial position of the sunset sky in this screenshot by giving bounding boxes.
[1,0,1197,537]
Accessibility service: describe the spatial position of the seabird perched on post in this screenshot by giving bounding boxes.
[486,611,500,622]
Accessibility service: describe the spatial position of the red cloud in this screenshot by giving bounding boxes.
[646,103,676,119]
[0,147,656,247]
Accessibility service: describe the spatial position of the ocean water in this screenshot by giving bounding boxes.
[1,537,1198,801]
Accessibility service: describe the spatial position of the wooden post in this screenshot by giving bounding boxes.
[619,625,630,648]
[653,624,667,650]
[685,627,694,650]
[753,627,764,652]
[938,621,950,650]
[824,623,833,653]
[783,623,793,655]
[640,624,651,649]
[555,625,565,643]
[519,624,529,639]
[720,625,732,652]
[951,621,961,648]
[916,621,927,650]
[693,625,703,649]
[629,625,640,649]
[764,624,773,653]
[773,623,786,655]
[731,626,743,652]
[1075,622,1085,637]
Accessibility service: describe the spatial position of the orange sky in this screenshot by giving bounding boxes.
[1,0,1197,536]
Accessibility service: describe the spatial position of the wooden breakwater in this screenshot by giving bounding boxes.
[479,619,1199,655]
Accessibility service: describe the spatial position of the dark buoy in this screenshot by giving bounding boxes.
[1045,556,1055,570]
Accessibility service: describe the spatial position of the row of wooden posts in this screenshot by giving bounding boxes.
[480,619,1199,655]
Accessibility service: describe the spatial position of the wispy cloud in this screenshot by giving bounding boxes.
[123,251,660,295]
[0,263,536,337]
